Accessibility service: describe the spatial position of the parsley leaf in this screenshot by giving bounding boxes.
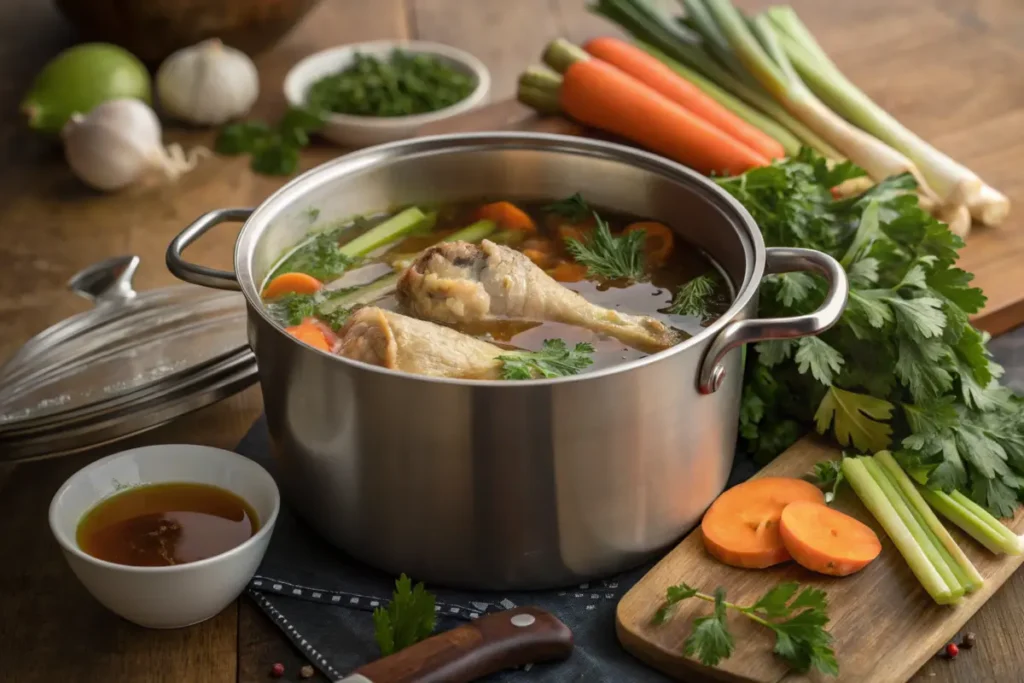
[373,574,436,657]
[721,149,1024,517]
[684,588,735,667]
[666,273,717,319]
[565,212,646,281]
[814,386,894,453]
[497,339,594,380]
[215,107,325,176]
[653,581,836,675]
[543,192,592,222]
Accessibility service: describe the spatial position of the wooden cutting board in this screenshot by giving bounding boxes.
[614,437,1024,683]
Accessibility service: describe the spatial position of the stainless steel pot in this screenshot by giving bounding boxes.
[167,133,847,589]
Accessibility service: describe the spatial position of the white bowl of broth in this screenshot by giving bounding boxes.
[48,444,279,629]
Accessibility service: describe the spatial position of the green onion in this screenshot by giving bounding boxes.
[842,457,954,604]
[766,7,1006,224]
[875,451,983,593]
[704,0,925,189]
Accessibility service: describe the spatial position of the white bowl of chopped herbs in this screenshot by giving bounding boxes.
[284,40,490,147]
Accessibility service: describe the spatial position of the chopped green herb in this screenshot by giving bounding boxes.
[273,230,357,282]
[497,339,595,380]
[565,212,645,281]
[652,581,837,676]
[543,192,592,223]
[372,574,436,657]
[812,458,846,504]
[265,292,317,327]
[216,106,325,176]
[666,273,718,320]
[306,50,474,118]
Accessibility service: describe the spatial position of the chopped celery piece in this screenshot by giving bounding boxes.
[874,452,983,593]
[444,219,497,244]
[338,207,429,258]
[842,458,954,604]
[918,487,1020,556]
[862,457,963,601]
[951,491,1023,555]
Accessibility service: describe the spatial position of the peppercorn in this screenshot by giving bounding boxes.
[961,632,977,649]
[945,643,959,659]
[300,664,315,679]
[271,662,285,678]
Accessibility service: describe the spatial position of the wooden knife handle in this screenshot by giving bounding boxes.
[350,606,573,683]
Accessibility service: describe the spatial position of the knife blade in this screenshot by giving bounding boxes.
[336,606,573,683]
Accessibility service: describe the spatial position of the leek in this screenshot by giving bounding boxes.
[704,0,931,194]
[765,7,994,218]
[768,6,1008,224]
[589,0,839,156]
[635,41,801,155]
[842,458,954,604]
[875,451,984,592]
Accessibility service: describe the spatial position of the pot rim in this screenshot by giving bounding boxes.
[235,132,766,387]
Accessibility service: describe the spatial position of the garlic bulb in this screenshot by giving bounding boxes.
[156,39,259,126]
[62,99,206,192]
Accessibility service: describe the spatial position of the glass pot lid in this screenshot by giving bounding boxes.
[0,255,257,448]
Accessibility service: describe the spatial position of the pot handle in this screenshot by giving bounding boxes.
[698,247,849,395]
[166,208,252,291]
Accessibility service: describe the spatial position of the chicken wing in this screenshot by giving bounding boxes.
[397,240,680,352]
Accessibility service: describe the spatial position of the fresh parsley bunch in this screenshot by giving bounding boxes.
[721,149,1024,516]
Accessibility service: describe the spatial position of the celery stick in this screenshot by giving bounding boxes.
[842,458,953,604]
[862,458,964,601]
[443,219,497,244]
[338,207,428,258]
[635,41,801,154]
[875,452,984,593]
[951,491,1023,555]
[918,487,1020,555]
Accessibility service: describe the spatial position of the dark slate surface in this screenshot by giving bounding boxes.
[238,325,1024,681]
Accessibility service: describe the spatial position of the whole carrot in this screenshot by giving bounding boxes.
[539,40,769,176]
[583,37,785,161]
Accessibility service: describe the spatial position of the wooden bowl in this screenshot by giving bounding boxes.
[53,0,322,64]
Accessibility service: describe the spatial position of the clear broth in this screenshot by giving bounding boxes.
[76,482,258,567]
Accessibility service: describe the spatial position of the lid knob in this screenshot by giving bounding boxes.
[67,255,140,306]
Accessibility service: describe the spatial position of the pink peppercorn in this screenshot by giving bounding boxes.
[271,662,285,678]
[946,643,959,659]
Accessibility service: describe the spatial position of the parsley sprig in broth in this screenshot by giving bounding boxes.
[667,273,719,321]
[497,339,595,380]
[273,229,357,282]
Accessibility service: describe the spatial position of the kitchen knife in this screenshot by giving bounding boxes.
[336,606,573,683]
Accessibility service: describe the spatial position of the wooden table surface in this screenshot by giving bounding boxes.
[1,0,1023,681]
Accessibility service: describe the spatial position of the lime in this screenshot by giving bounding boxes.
[21,43,152,134]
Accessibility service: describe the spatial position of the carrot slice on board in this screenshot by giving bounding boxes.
[285,322,332,352]
[548,262,589,282]
[476,201,537,233]
[263,272,323,299]
[624,221,675,267]
[701,477,825,569]
[780,500,882,576]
